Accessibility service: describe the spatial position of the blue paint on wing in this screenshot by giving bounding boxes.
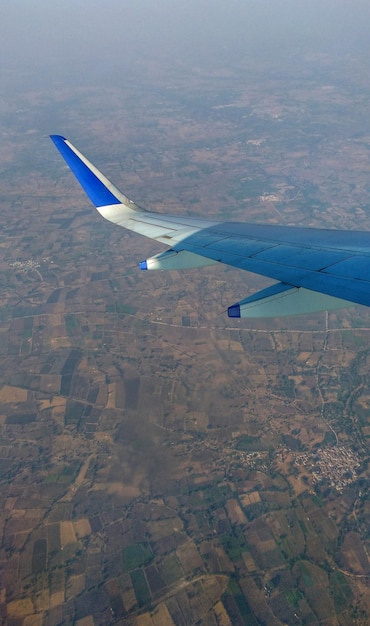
[50,135,121,207]
[228,304,240,317]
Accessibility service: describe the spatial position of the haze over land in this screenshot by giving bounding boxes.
[1,1,370,624]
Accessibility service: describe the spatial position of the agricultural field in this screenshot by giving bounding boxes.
[1,21,370,625]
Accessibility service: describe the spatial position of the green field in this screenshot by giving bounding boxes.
[123,543,153,571]
[130,569,151,607]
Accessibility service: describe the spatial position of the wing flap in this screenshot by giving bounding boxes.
[250,245,348,271]
[323,255,370,279]
[228,283,352,318]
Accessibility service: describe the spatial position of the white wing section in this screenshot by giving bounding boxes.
[97,204,221,246]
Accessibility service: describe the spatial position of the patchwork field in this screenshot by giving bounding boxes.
[1,38,370,626]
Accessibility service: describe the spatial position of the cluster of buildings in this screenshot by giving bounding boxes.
[294,445,361,491]
[8,257,43,271]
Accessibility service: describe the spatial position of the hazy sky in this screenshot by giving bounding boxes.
[2,0,370,161]
[2,0,370,91]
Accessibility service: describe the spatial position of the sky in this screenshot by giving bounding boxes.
[2,0,370,174]
[2,0,370,92]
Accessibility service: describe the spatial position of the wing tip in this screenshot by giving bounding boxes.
[50,134,67,145]
[51,134,126,208]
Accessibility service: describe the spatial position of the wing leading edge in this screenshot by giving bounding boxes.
[50,135,370,318]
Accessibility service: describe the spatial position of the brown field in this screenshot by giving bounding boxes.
[34,590,49,613]
[145,603,176,626]
[176,541,204,576]
[0,385,28,402]
[75,617,95,626]
[213,601,233,626]
[23,616,43,626]
[149,518,184,541]
[6,598,34,619]
[49,590,64,608]
[225,498,248,525]
[341,532,370,575]
[2,50,370,626]
[60,521,77,547]
[135,614,155,626]
[242,551,258,572]
[239,491,261,507]
[295,561,336,622]
[65,574,85,600]
[123,590,137,613]
[73,518,91,539]
[288,474,310,496]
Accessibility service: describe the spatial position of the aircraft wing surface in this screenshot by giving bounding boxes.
[50,135,370,318]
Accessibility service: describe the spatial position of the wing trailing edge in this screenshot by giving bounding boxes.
[228,283,352,318]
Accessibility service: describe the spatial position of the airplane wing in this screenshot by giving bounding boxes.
[50,135,370,318]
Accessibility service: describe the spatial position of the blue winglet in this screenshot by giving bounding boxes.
[50,135,122,207]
